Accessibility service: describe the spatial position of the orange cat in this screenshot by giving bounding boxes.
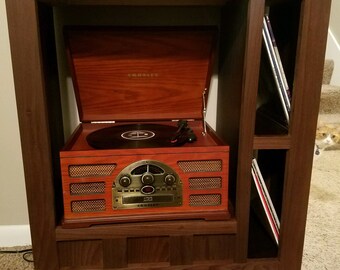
[315,124,340,155]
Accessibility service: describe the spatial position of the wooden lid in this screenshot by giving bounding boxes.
[65,26,217,122]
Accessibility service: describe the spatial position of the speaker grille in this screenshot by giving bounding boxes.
[71,199,106,212]
[69,164,116,177]
[189,177,222,190]
[70,182,105,195]
[177,160,222,172]
[189,194,221,206]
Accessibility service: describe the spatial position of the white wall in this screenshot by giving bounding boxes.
[0,0,30,245]
[325,1,340,86]
[329,0,340,43]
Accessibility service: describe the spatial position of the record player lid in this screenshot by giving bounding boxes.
[65,26,216,122]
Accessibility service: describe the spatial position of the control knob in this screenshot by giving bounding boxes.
[119,175,132,187]
[141,172,154,185]
[164,174,176,185]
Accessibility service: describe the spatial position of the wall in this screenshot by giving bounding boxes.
[0,0,31,246]
[325,0,340,86]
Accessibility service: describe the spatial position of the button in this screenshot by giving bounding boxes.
[141,185,155,195]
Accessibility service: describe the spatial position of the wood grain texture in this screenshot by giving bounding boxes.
[39,0,228,6]
[65,27,216,122]
[58,240,103,267]
[170,235,193,265]
[232,0,264,262]
[56,219,237,241]
[5,1,60,269]
[193,234,235,261]
[128,237,169,264]
[278,0,332,269]
[60,148,230,226]
[253,136,291,150]
[103,238,128,268]
[59,259,279,270]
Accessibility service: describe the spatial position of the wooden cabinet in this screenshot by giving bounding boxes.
[6,0,331,269]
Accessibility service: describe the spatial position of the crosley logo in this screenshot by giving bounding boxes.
[128,73,159,78]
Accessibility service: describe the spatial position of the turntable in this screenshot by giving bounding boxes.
[60,26,230,228]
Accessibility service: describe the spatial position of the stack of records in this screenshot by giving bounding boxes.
[262,13,291,123]
[251,158,280,245]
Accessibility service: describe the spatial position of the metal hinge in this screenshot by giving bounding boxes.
[202,88,207,136]
[90,121,116,124]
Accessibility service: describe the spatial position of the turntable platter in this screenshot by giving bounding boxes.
[86,124,179,149]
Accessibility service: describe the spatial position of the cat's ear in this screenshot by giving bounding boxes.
[334,134,340,143]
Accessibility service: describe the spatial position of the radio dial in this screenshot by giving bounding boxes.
[119,175,132,187]
[164,174,176,185]
[141,173,154,185]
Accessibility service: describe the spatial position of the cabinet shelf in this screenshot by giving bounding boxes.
[40,0,229,6]
[253,135,291,150]
[55,219,237,241]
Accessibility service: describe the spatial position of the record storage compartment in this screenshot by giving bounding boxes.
[6,0,331,269]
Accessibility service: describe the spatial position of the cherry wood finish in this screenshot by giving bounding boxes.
[65,27,216,122]
[6,0,331,269]
[60,147,230,226]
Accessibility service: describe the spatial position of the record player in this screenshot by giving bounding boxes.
[60,26,230,228]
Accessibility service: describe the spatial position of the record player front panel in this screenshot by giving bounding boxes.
[60,141,230,228]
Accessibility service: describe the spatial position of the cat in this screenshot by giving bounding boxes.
[315,124,340,155]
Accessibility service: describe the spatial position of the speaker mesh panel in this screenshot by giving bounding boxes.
[177,160,222,172]
[189,194,221,206]
[71,199,106,212]
[68,164,116,177]
[189,177,222,190]
[70,182,105,195]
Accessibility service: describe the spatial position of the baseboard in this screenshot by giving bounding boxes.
[0,225,31,247]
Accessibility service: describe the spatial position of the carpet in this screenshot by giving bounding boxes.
[0,246,33,269]
[302,149,340,270]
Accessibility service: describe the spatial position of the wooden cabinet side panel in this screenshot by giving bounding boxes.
[279,0,332,269]
[233,0,265,262]
[5,0,59,269]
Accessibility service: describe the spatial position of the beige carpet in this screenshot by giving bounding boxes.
[302,148,340,270]
[0,246,33,269]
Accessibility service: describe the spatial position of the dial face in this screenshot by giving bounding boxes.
[113,160,182,209]
[141,173,154,185]
[164,174,176,185]
[119,175,132,187]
